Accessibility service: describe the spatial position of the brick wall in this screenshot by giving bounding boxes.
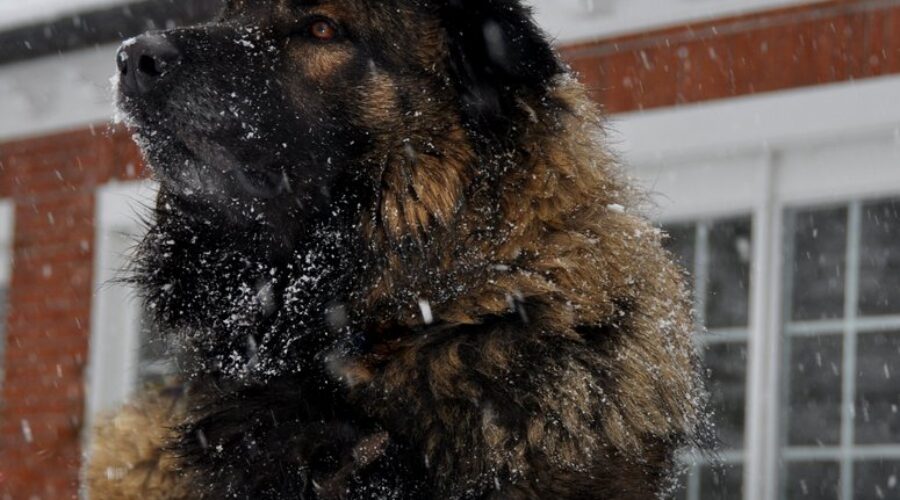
[0,0,898,497]
[0,129,142,498]
[560,0,900,113]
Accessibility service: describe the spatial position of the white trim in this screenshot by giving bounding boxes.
[783,445,900,461]
[634,151,767,223]
[623,77,900,223]
[0,198,14,388]
[0,200,14,286]
[776,136,900,206]
[0,0,131,30]
[786,315,900,336]
[745,151,778,500]
[85,180,157,425]
[838,202,863,500]
[531,0,821,44]
[612,75,900,167]
[0,43,118,142]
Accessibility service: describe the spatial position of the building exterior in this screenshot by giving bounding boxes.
[0,0,898,498]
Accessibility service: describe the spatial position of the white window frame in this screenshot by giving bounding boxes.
[532,0,820,43]
[0,199,14,387]
[613,74,900,500]
[779,198,900,498]
[85,180,158,425]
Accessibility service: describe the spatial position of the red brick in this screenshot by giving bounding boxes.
[560,0,900,112]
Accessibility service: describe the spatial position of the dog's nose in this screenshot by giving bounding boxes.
[117,34,181,96]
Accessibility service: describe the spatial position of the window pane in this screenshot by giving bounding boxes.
[788,207,847,321]
[671,466,691,500]
[785,335,843,446]
[665,223,697,281]
[855,331,900,445]
[703,341,747,449]
[859,199,900,317]
[783,462,840,500]
[700,464,743,499]
[663,217,750,499]
[672,481,688,500]
[854,460,900,500]
[137,305,173,386]
[706,218,752,329]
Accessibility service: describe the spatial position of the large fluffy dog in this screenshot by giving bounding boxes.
[89,0,707,498]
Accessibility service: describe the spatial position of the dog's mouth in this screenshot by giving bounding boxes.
[180,131,289,199]
[127,114,289,202]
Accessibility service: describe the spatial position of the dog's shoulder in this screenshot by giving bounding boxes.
[87,386,193,499]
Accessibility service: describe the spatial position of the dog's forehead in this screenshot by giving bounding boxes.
[224,0,448,23]
[226,0,423,21]
[228,0,392,10]
[225,0,328,12]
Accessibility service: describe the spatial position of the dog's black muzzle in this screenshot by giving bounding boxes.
[117,33,182,97]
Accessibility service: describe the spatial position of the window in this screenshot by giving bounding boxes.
[781,198,900,499]
[86,182,166,423]
[136,304,172,387]
[668,216,753,500]
[618,73,900,499]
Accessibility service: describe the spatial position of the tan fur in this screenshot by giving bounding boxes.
[294,46,354,81]
[339,76,698,489]
[87,389,193,499]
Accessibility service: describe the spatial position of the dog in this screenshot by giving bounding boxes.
[88,0,708,498]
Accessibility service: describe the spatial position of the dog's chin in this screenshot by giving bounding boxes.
[133,124,289,205]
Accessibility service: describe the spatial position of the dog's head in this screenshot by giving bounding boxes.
[116,0,562,234]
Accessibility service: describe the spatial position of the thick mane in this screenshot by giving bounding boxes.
[349,73,703,460]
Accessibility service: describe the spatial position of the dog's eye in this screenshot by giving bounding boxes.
[309,20,337,41]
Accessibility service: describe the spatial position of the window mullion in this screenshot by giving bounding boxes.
[690,222,708,500]
[746,153,780,500]
[694,223,710,331]
[839,201,863,500]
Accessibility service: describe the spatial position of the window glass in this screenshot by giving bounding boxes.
[858,200,900,316]
[784,461,840,500]
[703,341,747,449]
[782,198,900,499]
[664,216,752,500]
[136,307,173,387]
[788,207,847,322]
[706,219,752,329]
[666,223,696,279]
[854,331,900,445]
[699,464,743,500]
[785,334,843,446]
[853,460,900,500]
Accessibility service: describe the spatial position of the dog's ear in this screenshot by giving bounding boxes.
[439,0,562,136]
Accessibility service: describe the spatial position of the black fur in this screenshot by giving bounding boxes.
[440,0,563,136]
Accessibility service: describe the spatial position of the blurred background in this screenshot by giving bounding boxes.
[0,0,898,498]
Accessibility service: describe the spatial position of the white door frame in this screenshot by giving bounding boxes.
[85,180,157,426]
